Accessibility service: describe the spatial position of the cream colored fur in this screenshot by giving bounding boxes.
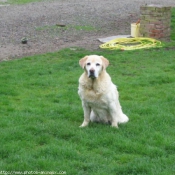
[78,55,129,128]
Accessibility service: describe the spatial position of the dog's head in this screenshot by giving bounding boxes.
[79,55,109,79]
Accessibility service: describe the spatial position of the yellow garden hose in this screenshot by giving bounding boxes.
[99,37,162,50]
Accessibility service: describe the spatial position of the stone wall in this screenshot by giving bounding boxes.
[139,5,171,41]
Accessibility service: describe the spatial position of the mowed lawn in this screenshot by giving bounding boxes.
[1,0,42,4]
[0,2,175,174]
[0,47,175,175]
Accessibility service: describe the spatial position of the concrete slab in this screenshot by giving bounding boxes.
[98,35,131,43]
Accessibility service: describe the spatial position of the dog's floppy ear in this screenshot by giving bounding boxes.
[100,56,109,69]
[79,56,88,69]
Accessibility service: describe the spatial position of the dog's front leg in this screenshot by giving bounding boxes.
[80,102,91,127]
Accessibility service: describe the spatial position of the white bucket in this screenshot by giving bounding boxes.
[131,23,140,37]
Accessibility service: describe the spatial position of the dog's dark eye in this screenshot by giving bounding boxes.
[87,63,91,66]
[96,63,100,66]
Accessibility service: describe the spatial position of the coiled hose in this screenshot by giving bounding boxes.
[99,37,162,50]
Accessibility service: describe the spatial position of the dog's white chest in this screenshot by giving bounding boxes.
[79,88,108,109]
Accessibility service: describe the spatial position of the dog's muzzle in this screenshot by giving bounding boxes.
[89,69,96,78]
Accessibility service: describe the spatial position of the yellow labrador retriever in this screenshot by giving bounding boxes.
[78,55,129,128]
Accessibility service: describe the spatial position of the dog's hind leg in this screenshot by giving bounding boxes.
[118,113,129,124]
[90,110,100,123]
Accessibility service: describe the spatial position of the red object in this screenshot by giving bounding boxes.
[136,19,140,25]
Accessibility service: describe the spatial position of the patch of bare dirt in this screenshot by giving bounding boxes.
[0,0,175,61]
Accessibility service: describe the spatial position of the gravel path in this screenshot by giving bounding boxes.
[0,0,175,61]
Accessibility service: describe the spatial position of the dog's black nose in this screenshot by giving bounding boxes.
[90,69,95,74]
[89,69,95,78]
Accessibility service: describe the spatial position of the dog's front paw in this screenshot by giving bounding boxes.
[79,125,87,128]
[79,124,88,128]
[79,121,89,128]
[111,122,118,128]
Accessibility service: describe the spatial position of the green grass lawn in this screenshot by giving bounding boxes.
[0,47,175,174]
[1,0,43,4]
[0,5,175,175]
